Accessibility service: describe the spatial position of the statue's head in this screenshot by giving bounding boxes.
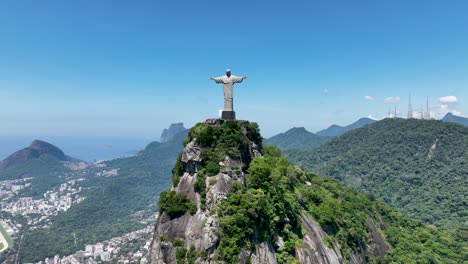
[226,69,231,77]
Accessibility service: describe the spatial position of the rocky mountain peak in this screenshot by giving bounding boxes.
[160,123,188,143]
[29,140,67,160]
[148,119,385,264]
[442,112,468,126]
[265,126,328,151]
[316,117,376,137]
[0,140,68,170]
[285,127,308,133]
[149,119,265,263]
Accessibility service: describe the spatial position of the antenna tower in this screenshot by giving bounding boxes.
[426,97,430,119]
[407,93,413,119]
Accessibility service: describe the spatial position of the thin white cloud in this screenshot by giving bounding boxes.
[384,96,400,103]
[364,95,375,101]
[439,95,458,104]
[431,104,463,119]
[367,114,382,120]
[412,111,422,118]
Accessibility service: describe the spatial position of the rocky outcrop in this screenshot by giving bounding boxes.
[298,213,355,264]
[149,119,386,264]
[251,242,277,264]
[297,212,389,264]
[427,139,438,160]
[366,219,389,258]
[150,120,265,264]
[160,123,188,143]
[181,140,202,175]
[150,209,209,263]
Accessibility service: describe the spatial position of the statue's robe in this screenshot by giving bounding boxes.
[211,75,245,111]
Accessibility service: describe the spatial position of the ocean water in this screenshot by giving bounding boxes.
[0,136,155,162]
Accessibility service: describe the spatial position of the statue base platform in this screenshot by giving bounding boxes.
[221,111,236,120]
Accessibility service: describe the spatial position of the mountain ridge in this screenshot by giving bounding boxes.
[442,112,468,126]
[316,117,376,137]
[149,119,466,264]
[287,118,468,228]
[265,127,329,151]
[0,140,73,171]
[160,123,188,143]
[18,131,188,262]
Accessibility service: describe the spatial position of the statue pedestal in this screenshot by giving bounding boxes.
[221,111,236,120]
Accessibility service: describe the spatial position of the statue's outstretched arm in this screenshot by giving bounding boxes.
[210,77,224,84]
[232,76,247,83]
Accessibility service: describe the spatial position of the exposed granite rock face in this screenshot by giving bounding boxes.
[150,119,384,264]
[150,178,237,263]
[366,219,389,258]
[250,142,262,158]
[181,140,202,175]
[174,172,198,201]
[251,242,278,264]
[298,213,351,264]
[150,120,266,264]
[160,123,188,143]
[297,212,389,264]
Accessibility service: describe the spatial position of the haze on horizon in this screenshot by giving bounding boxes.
[1,0,467,139]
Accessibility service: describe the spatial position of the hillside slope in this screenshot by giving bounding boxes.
[317,117,376,137]
[18,131,188,262]
[0,140,71,171]
[287,118,468,228]
[442,112,468,126]
[0,140,78,197]
[265,127,329,151]
[149,119,465,264]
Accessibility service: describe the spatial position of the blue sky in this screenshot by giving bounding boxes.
[1,0,467,139]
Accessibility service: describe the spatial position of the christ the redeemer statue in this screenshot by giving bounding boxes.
[210,69,247,120]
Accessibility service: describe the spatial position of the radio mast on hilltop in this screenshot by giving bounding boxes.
[394,105,397,118]
[407,93,413,119]
[426,97,431,119]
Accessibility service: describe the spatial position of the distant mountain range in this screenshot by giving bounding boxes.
[1,119,467,263]
[268,113,467,153]
[0,137,155,162]
[149,119,466,264]
[269,113,467,145]
[287,118,468,228]
[0,140,79,198]
[442,112,468,126]
[2,119,467,261]
[0,125,188,262]
[266,117,375,152]
[316,117,376,137]
[160,122,188,143]
[265,127,329,151]
[0,140,75,171]
[20,129,188,262]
